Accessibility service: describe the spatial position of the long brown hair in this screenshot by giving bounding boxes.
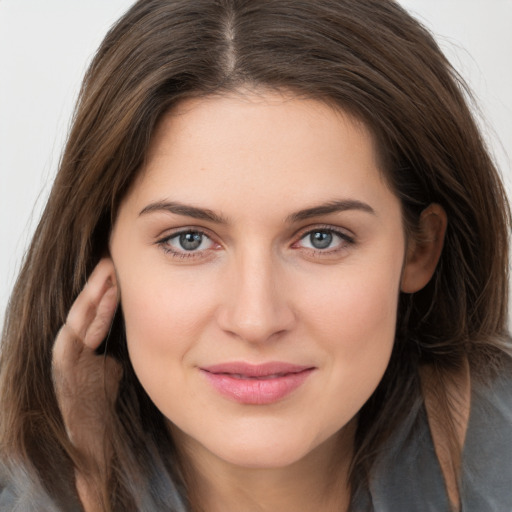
[1,0,510,509]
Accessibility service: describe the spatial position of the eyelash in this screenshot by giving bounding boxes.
[292,225,355,255]
[156,226,355,260]
[157,229,220,259]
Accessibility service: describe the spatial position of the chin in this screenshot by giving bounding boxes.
[216,443,312,469]
[200,426,330,470]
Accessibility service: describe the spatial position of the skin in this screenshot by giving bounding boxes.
[53,90,446,512]
[52,260,120,511]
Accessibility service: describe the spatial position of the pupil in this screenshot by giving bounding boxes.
[180,232,202,250]
[311,231,332,249]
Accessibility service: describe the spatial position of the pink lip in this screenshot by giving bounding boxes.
[200,362,315,405]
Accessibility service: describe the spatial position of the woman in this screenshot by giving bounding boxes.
[1,0,511,511]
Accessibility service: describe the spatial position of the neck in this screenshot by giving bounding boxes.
[174,421,355,512]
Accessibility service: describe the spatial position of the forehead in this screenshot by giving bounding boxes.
[123,91,398,220]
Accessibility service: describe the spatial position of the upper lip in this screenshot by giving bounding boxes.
[200,362,314,378]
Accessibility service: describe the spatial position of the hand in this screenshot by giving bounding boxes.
[52,258,122,511]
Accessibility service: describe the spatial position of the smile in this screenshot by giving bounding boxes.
[200,362,315,405]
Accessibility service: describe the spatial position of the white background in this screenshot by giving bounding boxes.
[1,1,511,328]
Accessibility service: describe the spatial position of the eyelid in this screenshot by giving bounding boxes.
[154,223,355,259]
[156,227,221,258]
[291,224,356,253]
[294,224,355,242]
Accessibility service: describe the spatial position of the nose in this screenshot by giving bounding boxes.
[216,248,296,344]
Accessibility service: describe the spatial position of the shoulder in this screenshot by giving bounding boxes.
[0,463,17,511]
[363,395,451,512]
[360,355,512,512]
[0,461,80,512]
[0,481,16,512]
[461,355,512,510]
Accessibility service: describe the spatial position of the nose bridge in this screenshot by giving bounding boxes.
[218,243,294,343]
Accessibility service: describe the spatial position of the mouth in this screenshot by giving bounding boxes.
[200,362,316,405]
[218,373,298,380]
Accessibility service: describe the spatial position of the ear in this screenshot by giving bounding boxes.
[401,204,447,293]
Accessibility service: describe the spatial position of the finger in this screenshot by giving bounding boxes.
[66,259,117,342]
[53,259,117,369]
[103,356,123,403]
[52,324,87,375]
[83,285,118,349]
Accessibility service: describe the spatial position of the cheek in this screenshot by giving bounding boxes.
[302,260,401,349]
[120,268,216,348]
[117,260,226,394]
[296,257,402,415]
[117,268,219,422]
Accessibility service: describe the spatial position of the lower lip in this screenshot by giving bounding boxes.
[201,369,314,405]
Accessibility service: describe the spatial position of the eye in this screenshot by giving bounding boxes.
[158,230,217,256]
[295,228,354,252]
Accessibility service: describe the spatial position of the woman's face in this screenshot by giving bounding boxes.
[110,91,406,469]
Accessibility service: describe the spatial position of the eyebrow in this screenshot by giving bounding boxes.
[139,201,229,224]
[139,198,376,224]
[286,199,376,223]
